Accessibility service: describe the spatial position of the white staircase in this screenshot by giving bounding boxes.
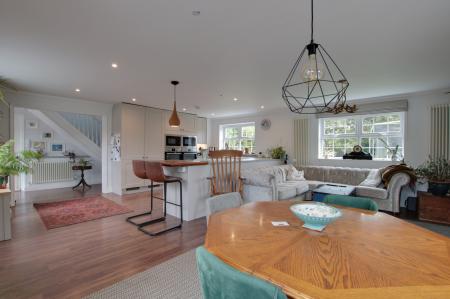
[57,112,102,147]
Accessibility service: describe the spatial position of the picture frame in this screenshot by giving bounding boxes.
[27,120,38,129]
[42,132,53,139]
[31,141,46,152]
[51,143,65,152]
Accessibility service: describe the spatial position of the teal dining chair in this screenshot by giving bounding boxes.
[323,195,378,211]
[196,246,287,299]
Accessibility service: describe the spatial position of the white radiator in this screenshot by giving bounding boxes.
[30,159,74,184]
[293,118,310,166]
[430,104,450,159]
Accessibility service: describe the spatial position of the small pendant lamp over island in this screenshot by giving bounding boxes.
[169,80,181,128]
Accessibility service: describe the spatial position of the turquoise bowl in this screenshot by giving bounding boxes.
[290,203,342,231]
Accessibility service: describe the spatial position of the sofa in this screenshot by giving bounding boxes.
[242,165,410,213]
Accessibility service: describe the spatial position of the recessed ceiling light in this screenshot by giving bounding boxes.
[233,98,238,102]
[111,63,118,68]
[260,105,265,109]
[75,88,80,92]
[132,98,136,102]
[182,108,187,111]
[192,11,200,16]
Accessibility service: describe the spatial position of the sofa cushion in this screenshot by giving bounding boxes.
[241,169,274,187]
[299,166,327,182]
[324,167,371,186]
[279,181,309,195]
[277,185,297,200]
[287,167,305,181]
[355,186,388,200]
[359,169,382,187]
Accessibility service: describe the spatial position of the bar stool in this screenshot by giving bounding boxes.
[139,161,183,236]
[126,160,164,226]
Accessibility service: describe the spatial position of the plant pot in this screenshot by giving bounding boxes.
[428,181,450,196]
[0,176,8,189]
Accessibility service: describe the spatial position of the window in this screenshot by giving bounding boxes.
[319,112,405,160]
[220,122,255,153]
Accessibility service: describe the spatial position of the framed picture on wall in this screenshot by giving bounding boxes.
[27,120,38,129]
[31,141,46,152]
[42,132,53,139]
[51,143,65,152]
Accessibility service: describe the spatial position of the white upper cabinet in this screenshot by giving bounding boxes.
[145,107,163,159]
[195,117,207,144]
[164,111,197,134]
[121,104,146,160]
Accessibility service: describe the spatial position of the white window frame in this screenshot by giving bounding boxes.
[318,112,405,161]
[219,122,256,152]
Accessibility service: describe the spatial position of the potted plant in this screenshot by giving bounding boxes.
[0,140,43,189]
[268,146,286,160]
[415,156,450,196]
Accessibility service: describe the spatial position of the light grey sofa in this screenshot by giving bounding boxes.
[242,165,410,213]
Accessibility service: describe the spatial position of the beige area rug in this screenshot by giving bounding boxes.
[84,249,202,299]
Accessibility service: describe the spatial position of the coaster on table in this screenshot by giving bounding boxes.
[271,221,289,227]
[302,223,326,231]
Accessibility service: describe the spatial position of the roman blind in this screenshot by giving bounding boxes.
[293,118,309,166]
[430,104,450,159]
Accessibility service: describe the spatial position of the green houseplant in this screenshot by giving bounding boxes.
[268,146,286,160]
[415,156,450,196]
[0,140,43,189]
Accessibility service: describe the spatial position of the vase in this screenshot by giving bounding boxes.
[0,176,8,189]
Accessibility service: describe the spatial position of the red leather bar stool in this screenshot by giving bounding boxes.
[136,161,183,236]
[126,160,164,226]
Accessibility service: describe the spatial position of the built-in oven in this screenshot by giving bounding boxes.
[165,135,182,152]
[182,152,198,160]
[182,136,197,152]
[165,152,183,160]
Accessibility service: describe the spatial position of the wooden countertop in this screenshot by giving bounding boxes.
[160,160,209,167]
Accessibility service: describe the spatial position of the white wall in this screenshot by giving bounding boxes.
[210,89,450,169]
[6,91,113,193]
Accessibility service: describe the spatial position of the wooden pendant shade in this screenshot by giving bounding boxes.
[169,80,180,128]
[169,101,180,127]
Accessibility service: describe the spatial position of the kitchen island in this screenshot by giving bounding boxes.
[162,158,281,221]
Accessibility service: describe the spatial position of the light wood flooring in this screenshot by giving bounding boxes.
[0,185,207,299]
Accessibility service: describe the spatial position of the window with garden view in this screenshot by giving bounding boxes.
[319,112,404,160]
[220,123,256,153]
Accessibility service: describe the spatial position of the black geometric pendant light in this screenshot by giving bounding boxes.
[282,0,350,114]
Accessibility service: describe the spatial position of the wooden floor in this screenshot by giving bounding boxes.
[0,185,207,299]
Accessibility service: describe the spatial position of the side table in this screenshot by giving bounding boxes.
[72,165,93,192]
[418,192,450,225]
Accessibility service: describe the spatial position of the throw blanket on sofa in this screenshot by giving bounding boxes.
[381,164,416,187]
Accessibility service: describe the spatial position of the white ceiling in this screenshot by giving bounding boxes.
[1,0,450,117]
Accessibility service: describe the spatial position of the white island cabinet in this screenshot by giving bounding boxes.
[163,158,281,221]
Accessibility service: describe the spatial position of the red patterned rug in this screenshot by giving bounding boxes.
[34,196,132,229]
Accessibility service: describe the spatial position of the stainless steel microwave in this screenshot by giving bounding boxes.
[165,135,181,152]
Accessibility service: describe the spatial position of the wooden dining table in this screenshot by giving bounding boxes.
[204,201,450,299]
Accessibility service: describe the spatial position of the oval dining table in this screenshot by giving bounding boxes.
[204,201,450,299]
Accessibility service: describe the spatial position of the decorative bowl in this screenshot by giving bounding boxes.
[290,203,342,231]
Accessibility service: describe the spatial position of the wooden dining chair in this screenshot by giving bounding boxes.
[208,150,245,195]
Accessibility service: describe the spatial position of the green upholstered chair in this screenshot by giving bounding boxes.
[196,246,287,299]
[323,194,379,211]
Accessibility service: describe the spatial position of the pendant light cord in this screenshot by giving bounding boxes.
[173,84,176,103]
[310,0,314,42]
